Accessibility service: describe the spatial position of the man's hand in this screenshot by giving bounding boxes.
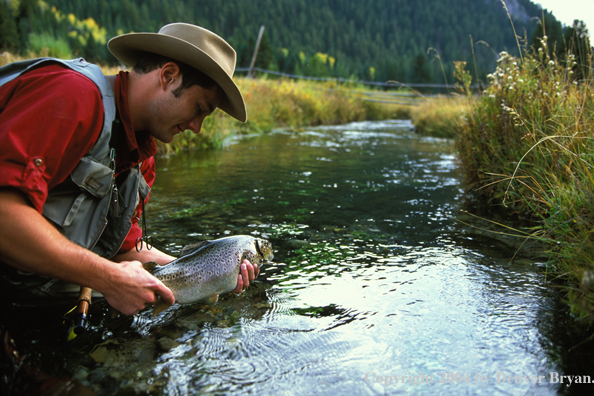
[0,189,258,315]
[100,260,175,316]
[231,259,260,293]
[108,243,177,315]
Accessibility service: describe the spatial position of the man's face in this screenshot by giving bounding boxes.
[145,81,223,144]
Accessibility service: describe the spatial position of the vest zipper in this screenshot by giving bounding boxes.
[89,220,108,250]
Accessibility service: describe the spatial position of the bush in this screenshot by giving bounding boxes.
[28,33,72,59]
[455,38,594,321]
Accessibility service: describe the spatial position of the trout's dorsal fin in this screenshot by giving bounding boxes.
[179,240,212,257]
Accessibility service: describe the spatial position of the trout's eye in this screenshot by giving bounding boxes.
[256,240,273,261]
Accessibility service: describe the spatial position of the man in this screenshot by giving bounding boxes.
[0,23,258,316]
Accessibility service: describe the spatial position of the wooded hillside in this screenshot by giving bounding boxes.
[0,0,577,84]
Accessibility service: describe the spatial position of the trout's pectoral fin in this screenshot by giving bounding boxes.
[152,298,172,318]
[208,293,219,304]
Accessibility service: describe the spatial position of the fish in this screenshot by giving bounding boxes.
[144,235,273,316]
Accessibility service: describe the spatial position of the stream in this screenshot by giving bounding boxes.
[5,120,594,395]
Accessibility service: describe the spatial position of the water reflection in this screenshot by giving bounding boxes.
[7,120,593,395]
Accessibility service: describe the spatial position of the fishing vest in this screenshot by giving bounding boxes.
[0,58,150,259]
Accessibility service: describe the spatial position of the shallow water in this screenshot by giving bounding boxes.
[6,120,594,395]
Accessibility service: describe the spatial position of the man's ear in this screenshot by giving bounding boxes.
[159,62,181,91]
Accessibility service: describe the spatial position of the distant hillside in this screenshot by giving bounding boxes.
[0,0,569,84]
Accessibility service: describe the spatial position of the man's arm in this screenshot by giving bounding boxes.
[113,243,177,266]
[0,188,175,315]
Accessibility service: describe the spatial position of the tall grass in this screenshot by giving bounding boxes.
[455,37,594,321]
[409,61,476,139]
[410,96,473,138]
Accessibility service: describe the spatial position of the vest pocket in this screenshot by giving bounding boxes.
[42,156,114,248]
[43,192,87,228]
[71,157,113,197]
[43,188,111,250]
[63,193,87,227]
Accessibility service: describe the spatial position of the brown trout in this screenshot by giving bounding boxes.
[144,235,273,316]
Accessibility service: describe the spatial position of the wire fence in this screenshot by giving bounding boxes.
[236,66,459,88]
[235,67,482,105]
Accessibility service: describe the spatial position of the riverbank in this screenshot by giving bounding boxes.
[455,45,594,323]
[156,78,473,153]
[157,77,413,154]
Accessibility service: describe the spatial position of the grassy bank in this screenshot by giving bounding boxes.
[455,41,594,322]
[0,51,411,150]
[410,96,474,138]
[167,79,473,153]
[159,77,414,153]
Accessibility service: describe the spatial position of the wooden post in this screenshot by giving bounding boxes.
[248,26,265,78]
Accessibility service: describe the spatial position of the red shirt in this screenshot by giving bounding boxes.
[0,63,156,253]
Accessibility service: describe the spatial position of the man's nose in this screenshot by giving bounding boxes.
[188,115,205,134]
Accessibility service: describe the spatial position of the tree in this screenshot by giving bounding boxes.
[411,53,431,84]
[529,12,564,58]
[561,20,593,81]
[0,1,20,51]
[13,0,551,83]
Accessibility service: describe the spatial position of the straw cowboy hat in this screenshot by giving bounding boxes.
[107,23,247,122]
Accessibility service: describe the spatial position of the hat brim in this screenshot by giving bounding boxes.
[108,33,247,122]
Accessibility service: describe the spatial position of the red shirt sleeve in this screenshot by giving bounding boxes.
[118,156,156,253]
[0,64,104,213]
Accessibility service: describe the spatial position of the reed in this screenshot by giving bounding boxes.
[455,37,594,321]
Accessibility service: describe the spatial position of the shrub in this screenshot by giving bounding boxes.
[455,37,594,321]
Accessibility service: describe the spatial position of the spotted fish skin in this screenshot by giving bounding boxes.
[145,235,273,315]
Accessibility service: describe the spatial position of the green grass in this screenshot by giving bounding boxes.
[1,51,463,149]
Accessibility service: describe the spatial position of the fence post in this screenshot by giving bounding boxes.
[248,25,265,78]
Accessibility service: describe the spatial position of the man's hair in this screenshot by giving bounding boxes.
[132,52,217,97]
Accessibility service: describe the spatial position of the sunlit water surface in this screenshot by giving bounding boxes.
[10,120,593,395]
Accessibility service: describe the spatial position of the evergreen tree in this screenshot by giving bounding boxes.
[0,1,19,51]
[14,0,560,83]
[412,53,432,84]
[529,12,564,57]
[561,20,593,81]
